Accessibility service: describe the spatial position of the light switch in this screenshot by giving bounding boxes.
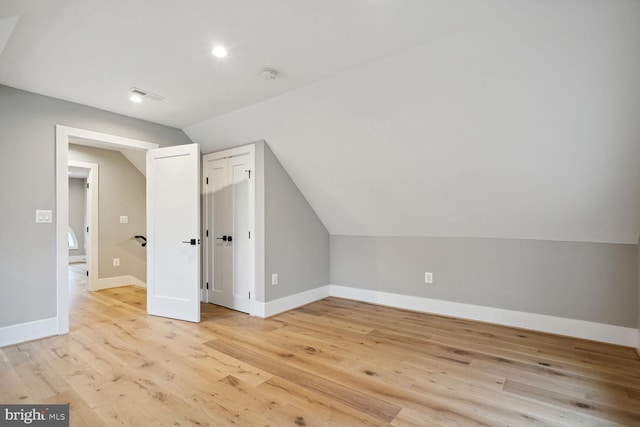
[120,216,128,224]
[36,210,52,223]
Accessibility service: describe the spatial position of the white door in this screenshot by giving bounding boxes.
[203,152,252,313]
[147,144,201,322]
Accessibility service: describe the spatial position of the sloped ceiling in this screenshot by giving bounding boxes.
[1,1,640,244]
[185,0,640,244]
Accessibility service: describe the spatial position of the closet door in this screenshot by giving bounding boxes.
[203,152,252,313]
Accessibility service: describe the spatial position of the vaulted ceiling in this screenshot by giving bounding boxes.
[2,0,640,244]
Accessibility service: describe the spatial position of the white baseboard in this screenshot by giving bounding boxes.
[3,286,635,349]
[0,317,57,348]
[329,285,639,348]
[69,255,86,263]
[252,284,638,347]
[254,285,331,318]
[95,275,146,291]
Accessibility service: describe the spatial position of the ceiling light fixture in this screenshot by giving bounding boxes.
[130,94,143,103]
[211,46,228,58]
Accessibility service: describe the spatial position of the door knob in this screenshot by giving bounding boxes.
[182,238,198,245]
[216,236,228,242]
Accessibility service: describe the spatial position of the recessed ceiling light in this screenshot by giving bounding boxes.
[130,94,143,103]
[211,46,228,58]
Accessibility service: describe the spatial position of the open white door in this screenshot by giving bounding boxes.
[147,144,201,322]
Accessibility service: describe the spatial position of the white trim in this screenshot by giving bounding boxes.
[58,125,159,151]
[95,275,146,291]
[248,284,639,346]
[56,125,159,336]
[255,286,331,318]
[254,142,266,317]
[329,285,639,348]
[69,255,87,263]
[202,144,257,316]
[0,318,57,348]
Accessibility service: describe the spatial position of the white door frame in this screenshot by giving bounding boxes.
[67,160,99,291]
[55,125,158,335]
[203,144,256,316]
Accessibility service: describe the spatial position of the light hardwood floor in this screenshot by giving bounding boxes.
[1,264,639,426]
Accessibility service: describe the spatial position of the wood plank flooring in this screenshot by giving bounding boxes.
[1,264,639,426]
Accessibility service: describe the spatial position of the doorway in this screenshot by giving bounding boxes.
[68,160,98,291]
[55,126,159,335]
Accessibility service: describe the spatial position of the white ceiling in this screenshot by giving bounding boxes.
[0,0,490,128]
[2,0,640,244]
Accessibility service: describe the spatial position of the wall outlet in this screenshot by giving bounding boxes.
[424,272,433,284]
[271,273,278,285]
[120,216,128,224]
[113,258,120,267]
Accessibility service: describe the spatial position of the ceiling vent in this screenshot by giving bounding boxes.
[129,87,164,101]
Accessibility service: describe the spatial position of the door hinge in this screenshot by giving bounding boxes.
[86,182,89,189]
[86,226,89,232]
[248,231,251,239]
[206,230,209,237]
[249,291,251,299]
[206,282,209,290]
[245,169,251,179]
[206,177,209,184]
[86,271,89,277]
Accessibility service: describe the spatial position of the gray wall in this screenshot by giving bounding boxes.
[331,235,638,328]
[0,85,192,328]
[69,145,146,282]
[264,143,330,301]
[68,178,86,256]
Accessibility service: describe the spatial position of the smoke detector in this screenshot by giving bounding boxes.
[260,68,278,80]
[129,87,164,103]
